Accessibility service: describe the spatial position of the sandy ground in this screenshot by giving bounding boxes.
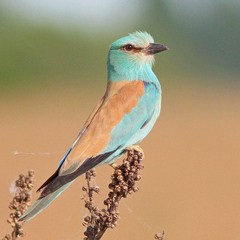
[1,82,240,240]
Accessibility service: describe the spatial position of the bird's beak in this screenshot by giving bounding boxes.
[144,43,169,55]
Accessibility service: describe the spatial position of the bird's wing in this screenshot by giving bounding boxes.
[59,80,147,175]
[38,80,156,197]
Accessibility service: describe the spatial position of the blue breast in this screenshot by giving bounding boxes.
[105,81,161,151]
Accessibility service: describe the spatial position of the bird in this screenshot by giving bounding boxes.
[19,31,168,222]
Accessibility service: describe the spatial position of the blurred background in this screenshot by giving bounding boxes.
[1,0,240,239]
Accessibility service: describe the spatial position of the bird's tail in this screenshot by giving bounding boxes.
[19,182,72,222]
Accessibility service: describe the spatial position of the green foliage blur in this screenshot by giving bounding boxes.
[0,1,239,93]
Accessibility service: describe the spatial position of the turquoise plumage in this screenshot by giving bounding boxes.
[19,31,168,222]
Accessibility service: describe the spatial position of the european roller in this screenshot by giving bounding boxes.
[19,31,168,222]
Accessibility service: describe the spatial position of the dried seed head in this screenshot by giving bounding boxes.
[4,171,35,239]
[115,169,122,175]
[133,187,139,192]
[81,147,144,240]
[84,216,91,222]
[154,231,165,240]
[135,175,141,181]
[117,175,123,181]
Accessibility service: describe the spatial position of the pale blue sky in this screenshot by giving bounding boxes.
[2,0,240,32]
[3,0,145,32]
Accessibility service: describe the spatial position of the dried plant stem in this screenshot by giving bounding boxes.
[2,170,34,240]
[82,147,144,240]
[2,148,162,240]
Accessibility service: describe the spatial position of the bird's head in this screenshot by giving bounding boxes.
[108,31,168,81]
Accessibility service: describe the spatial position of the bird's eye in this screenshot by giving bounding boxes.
[123,44,134,51]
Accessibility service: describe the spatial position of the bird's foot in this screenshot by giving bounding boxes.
[126,145,145,159]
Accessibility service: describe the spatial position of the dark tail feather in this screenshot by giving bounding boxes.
[19,149,119,222]
[37,170,59,192]
[37,146,73,192]
[19,182,72,222]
